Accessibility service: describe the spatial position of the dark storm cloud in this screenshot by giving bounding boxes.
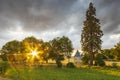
[95,0,120,34]
[0,0,77,32]
[0,0,43,32]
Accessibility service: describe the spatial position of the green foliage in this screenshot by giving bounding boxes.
[81,2,103,66]
[102,42,120,61]
[111,63,118,68]
[0,61,9,74]
[41,42,51,63]
[59,36,73,53]
[0,61,9,67]
[102,49,114,60]
[2,40,23,54]
[113,42,120,60]
[81,54,89,64]
[0,54,7,61]
[66,62,75,68]
[95,53,105,66]
[49,36,73,68]
[1,36,73,68]
[60,36,73,63]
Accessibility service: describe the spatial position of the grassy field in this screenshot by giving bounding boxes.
[4,65,120,80]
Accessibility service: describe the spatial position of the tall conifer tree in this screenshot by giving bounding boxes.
[81,2,103,66]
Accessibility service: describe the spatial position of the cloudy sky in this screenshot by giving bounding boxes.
[0,0,120,49]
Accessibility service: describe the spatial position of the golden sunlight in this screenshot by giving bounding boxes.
[31,51,38,56]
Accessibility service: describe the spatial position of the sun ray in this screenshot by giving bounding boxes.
[31,50,38,57]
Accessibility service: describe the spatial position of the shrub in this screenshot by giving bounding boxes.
[66,62,75,68]
[111,62,118,68]
[95,53,105,67]
[0,61,9,74]
[97,60,105,66]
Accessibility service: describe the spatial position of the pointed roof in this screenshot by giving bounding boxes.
[74,50,81,57]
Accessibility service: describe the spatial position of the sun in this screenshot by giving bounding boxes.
[31,51,38,56]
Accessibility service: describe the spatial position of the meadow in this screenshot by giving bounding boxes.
[4,65,120,80]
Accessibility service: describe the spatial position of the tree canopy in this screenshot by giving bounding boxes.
[49,36,73,67]
[2,40,23,54]
[1,36,73,67]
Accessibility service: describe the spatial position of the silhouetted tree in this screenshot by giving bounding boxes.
[49,36,73,68]
[22,36,43,53]
[81,2,103,66]
[1,40,24,62]
[41,42,51,63]
[59,36,73,63]
[2,40,23,54]
[22,36,44,63]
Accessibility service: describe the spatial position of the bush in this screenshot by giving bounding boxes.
[111,63,118,68]
[96,60,105,66]
[0,61,9,74]
[66,62,75,68]
[95,53,105,67]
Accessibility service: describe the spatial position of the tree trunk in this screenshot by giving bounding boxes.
[46,60,48,64]
[90,53,94,66]
[56,60,62,68]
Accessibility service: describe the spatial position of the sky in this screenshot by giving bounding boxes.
[0,0,120,49]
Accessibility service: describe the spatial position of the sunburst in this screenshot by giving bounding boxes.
[31,50,38,56]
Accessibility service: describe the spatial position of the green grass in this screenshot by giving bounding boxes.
[4,66,120,80]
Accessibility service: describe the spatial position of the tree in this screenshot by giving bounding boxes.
[1,40,24,62]
[49,36,73,68]
[59,36,73,62]
[22,36,43,53]
[2,40,23,54]
[113,42,120,60]
[81,2,103,66]
[22,36,44,63]
[95,53,105,66]
[49,37,64,68]
[102,49,114,59]
[41,42,51,63]
[81,53,89,64]
[0,50,7,61]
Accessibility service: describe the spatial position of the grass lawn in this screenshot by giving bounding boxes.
[4,66,120,80]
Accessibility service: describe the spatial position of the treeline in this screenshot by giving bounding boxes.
[81,41,120,67]
[0,36,73,68]
[102,42,120,61]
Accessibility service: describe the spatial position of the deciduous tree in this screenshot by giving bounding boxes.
[49,36,73,67]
